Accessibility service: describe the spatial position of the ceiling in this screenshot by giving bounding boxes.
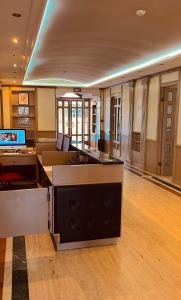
[1,0,181,87]
[0,0,46,85]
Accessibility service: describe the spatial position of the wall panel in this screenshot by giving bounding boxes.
[146,76,160,141]
[37,88,56,131]
[161,71,179,84]
[177,85,181,145]
[2,87,10,128]
[133,80,143,132]
[121,84,130,160]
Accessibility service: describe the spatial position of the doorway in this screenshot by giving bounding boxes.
[110,95,122,157]
[159,86,177,178]
[57,98,90,143]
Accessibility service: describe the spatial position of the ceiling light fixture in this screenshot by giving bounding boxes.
[13,64,17,67]
[12,13,22,18]
[13,80,16,83]
[136,9,146,17]
[12,38,19,44]
[62,92,80,98]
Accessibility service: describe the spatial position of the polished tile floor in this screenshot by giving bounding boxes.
[2,169,181,300]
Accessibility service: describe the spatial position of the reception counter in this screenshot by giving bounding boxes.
[70,142,124,164]
[37,145,124,250]
[0,144,123,251]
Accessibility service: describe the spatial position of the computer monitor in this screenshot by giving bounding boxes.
[56,132,64,151]
[62,135,71,151]
[0,129,26,150]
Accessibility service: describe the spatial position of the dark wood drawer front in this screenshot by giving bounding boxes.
[54,183,122,243]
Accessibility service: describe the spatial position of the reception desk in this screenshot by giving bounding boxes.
[37,144,124,250]
[0,144,124,251]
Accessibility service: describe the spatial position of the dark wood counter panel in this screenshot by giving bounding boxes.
[70,142,124,165]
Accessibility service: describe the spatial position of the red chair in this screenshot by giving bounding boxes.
[0,163,23,186]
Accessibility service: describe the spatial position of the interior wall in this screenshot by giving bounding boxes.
[0,90,3,128]
[1,87,10,128]
[161,71,179,84]
[146,76,160,141]
[102,69,181,185]
[145,76,160,173]
[177,84,181,146]
[37,88,56,132]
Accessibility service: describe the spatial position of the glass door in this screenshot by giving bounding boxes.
[57,99,90,143]
[110,96,122,157]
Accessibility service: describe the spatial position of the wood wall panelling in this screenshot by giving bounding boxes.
[127,81,135,165]
[173,145,181,185]
[37,131,56,139]
[140,77,150,169]
[145,140,158,174]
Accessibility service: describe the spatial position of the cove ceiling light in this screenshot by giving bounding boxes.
[23,0,181,87]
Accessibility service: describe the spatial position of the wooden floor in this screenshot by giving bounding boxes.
[3,169,181,299]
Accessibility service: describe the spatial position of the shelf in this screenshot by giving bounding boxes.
[12,115,36,118]
[12,104,35,107]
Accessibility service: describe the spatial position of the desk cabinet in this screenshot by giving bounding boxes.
[0,155,36,166]
[0,154,37,180]
[54,183,122,244]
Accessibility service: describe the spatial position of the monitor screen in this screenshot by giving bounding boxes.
[0,129,26,146]
[56,133,64,151]
[62,135,71,151]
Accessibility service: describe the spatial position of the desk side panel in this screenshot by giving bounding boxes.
[0,188,48,237]
[52,164,123,186]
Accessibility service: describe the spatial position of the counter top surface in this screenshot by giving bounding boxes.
[0,150,36,157]
[71,143,124,164]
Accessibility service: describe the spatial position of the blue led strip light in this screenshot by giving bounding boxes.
[23,0,181,87]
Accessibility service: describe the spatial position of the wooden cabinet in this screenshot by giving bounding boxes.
[0,155,36,166]
[10,89,37,140]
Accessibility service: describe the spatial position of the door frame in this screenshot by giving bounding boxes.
[157,81,179,176]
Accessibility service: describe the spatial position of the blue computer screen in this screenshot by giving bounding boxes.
[0,129,26,146]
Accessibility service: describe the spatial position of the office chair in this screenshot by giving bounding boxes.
[0,163,23,186]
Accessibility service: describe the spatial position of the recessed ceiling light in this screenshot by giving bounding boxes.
[12,38,19,44]
[13,64,17,67]
[12,13,22,18]
[136,9,146,17]
[13,80,16,83]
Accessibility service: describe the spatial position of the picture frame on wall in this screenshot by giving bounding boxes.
[18,117,31,127]
[18,106,30,116]
[18,93,29,105]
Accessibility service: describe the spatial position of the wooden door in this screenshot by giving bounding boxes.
[161,86,177,176]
